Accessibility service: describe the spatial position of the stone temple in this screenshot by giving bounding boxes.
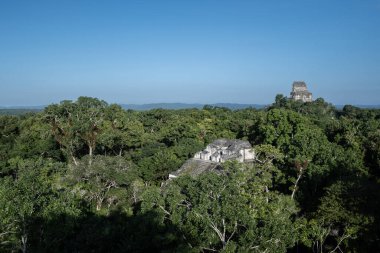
[169,139,255,179]
[290,81,313,102]
[193,139,254,163]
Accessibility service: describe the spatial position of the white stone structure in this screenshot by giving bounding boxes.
[290,81,313,102]
[193,139,255,163]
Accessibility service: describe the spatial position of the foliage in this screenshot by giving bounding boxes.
[0,96,379,252]
[65,155,136,212]
[143,162,299,252]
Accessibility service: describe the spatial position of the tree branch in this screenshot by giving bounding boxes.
[158,205,171,216]
[329,233,351,253]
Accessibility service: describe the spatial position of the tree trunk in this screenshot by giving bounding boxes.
[72,155,78,166]
[69,149,78,166]
[88,143,94,165]
[89,145,93,157]
[21,235,27,253]
[291,167,303,200]
[96,199,102,211]
[21,224,27,253]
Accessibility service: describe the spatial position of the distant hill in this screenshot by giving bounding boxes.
[1,103,379,115]
[0,109,43,115]
[120,103,267,110]
[0,105,46,110]
[0,103,266,115]
[335,105,380,110]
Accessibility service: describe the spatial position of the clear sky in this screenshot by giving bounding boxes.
[1,0,379,106]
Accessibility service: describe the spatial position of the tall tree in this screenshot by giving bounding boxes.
[44,97,108,164]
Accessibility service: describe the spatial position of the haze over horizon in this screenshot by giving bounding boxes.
[1,0,379,106]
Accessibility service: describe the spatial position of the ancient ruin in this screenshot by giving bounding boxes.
[290,81,313,102]
[193,138,254,163]
[169,139,255,179]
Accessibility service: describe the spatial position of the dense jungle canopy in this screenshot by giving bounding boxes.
[0,95,379,252]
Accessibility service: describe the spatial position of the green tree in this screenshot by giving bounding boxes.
[138,149,181,182]
[0,158,80,253]
[99,104,145,156]
[143,162,299,252]
[65,155,135,212]
[44,97,108,164]
[12,114,61,160]
[0,115,19,176]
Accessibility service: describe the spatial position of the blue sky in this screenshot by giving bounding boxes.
[1,0,379,106]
